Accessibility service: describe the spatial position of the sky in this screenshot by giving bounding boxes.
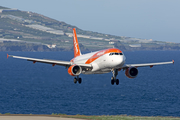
[1,0,180,43]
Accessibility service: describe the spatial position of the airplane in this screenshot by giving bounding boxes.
[7,28,174,85]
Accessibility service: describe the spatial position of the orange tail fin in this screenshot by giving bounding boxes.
[73,28,81,57]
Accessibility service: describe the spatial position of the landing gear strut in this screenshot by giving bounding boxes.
[111,69,119,85]
[74,76,82,84]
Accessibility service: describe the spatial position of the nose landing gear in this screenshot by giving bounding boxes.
[74,76,82,84]
[111,69,119,85]
[111,77,119,85]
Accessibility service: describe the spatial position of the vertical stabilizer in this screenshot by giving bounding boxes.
[73,28,81,57]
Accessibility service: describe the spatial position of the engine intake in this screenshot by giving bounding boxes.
[68,65,82,76]
[125,67,138,78]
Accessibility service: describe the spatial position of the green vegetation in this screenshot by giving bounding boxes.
[52,113,67,115]
[49,114,180,120]
[4,113,11,115]
[0,6,9,9]
[71,115,180,120]
[2,11,30,18]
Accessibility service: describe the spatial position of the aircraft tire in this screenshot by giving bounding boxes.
[111,79,114,85]
[116,79,119,85]
[74,78,77,84]
[78,78,82,84]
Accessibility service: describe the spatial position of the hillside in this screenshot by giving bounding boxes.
[0,6,180,51]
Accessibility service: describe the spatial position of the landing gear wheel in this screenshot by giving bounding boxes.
[111,76,119,85]
[74,78,77,84]
[78,78,82,84]
[111,78,114,85]
[111,69,119,85]
[116,79,119,85]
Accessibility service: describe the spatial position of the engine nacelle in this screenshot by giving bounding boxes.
[68,65,82,76]
[125,67,138,79]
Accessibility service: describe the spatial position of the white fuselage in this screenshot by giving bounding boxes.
[72,50,126,74]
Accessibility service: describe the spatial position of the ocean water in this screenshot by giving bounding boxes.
[0,51,180,116]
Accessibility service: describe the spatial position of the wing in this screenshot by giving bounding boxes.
[122,60,174,69]
[7,54,92,68]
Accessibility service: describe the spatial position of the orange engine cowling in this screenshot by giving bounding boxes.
[68,65,82,76]
[125,67,138,79]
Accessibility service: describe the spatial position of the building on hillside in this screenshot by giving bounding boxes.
[109,42,115,45]
[129,44,141,48]
[26,25,64,35]
[46,44,56,48]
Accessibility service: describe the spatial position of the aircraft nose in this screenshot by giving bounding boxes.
[114,56,123,65]
[118,55,125,65]
[109,56,124,68]
[120,56,124,63]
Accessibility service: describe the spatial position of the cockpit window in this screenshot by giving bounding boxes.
[109,52,123,56]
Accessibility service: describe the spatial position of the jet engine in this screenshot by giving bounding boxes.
[125,67,138,78]
[68,65,82,76]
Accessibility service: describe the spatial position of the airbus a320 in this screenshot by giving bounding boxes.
[7,28,174,85]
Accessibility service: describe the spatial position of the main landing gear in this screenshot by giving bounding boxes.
[111,69,119,85]
[74,76,82,84]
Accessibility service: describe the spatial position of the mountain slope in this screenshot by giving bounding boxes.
[0,6,180,51]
